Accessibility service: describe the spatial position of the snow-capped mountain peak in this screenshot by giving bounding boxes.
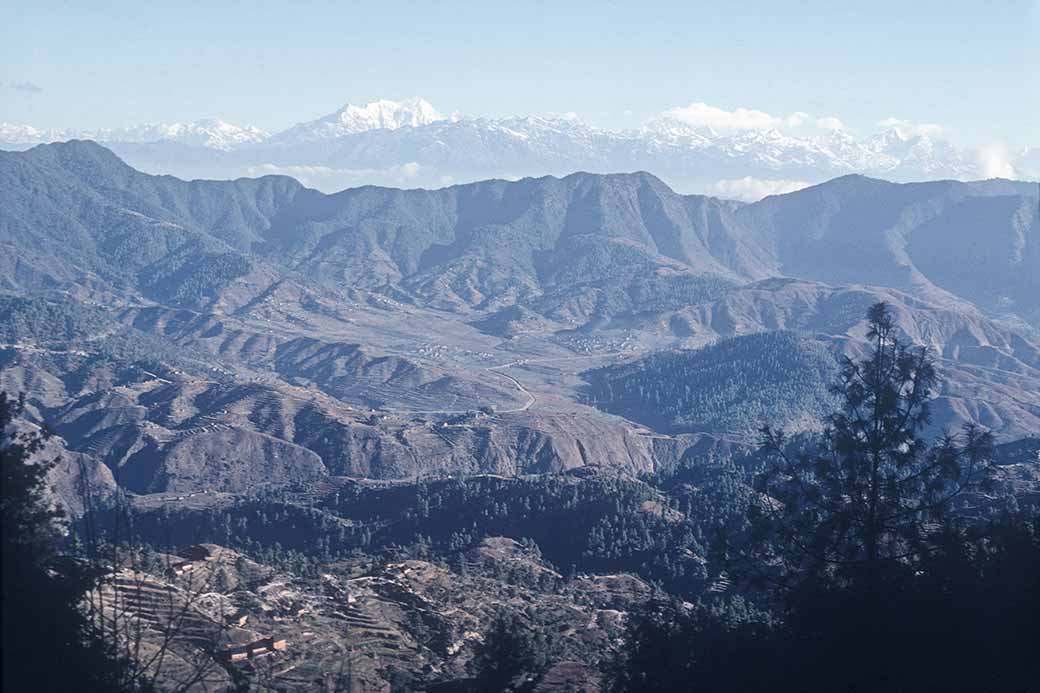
[642,116,718,141]
[271,97,446,144]
[335,97,444,131]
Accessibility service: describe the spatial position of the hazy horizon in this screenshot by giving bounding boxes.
[2,1,1038,150]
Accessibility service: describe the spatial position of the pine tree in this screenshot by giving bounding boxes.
[753,302,996,590]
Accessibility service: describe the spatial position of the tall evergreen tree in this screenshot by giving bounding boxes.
[1,391,139,692]
[607,303,1037,692]
[753,302,995,591]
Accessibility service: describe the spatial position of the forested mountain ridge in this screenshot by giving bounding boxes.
[3,141,1037,326]
[1,140,1038,485]
[583,331,840,434]
[742,175,1040,321]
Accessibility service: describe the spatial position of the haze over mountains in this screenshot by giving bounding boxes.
[4,98,1037,199]
[1,139,1038,510]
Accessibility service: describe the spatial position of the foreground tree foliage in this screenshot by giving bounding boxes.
[469,609,555,692]
[1,392,142,692]
[607,303,1040,692]
[603,597,777,693]
[753,301,997,591]
[608,517,1040,692]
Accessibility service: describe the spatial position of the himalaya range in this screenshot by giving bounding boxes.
[4,97,1038,199]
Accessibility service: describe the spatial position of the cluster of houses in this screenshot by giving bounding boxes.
[220,636,288,663]
[160,545,293,664]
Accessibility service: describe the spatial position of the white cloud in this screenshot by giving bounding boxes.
[785,112,810,128]
[658,103,819,133]
[815,116,846,131]
[246,162,425,191]
[662,102,782,131]
[1015,147,1040,179]
[975,143,1016,179]
[877,117,944,138]
[705,177,813,202]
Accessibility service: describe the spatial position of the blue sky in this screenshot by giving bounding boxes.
[2,0,1037,147]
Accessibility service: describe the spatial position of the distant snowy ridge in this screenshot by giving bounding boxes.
[95,119,270,150]
[0,122,72,143]
[0,118,268,151]
[3,97,1035,197]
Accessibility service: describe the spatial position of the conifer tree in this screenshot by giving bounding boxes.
[753,302,995,590]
